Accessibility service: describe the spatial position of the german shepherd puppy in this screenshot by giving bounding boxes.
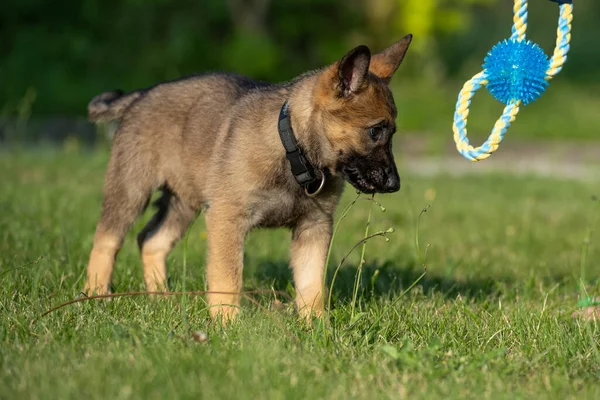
[84,34,412,322]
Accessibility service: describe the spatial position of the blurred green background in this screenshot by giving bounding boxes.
[1,0,599,142]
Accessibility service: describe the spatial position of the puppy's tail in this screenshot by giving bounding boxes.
[88,90,144,122]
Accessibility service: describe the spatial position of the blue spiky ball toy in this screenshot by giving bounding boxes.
[452,0,574,162]
[483,39,551,106]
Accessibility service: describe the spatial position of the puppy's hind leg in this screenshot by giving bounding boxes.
[84,144,156,295]
[137,189,198,292]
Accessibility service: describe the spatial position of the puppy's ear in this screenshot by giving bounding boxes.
[369,34,413,83]
[336,45,371,97]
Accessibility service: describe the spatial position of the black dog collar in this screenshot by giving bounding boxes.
[277,101,325,196]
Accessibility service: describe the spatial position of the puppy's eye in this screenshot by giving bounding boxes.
[369,126,383,140]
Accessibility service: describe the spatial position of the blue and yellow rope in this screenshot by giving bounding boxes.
[452,0,573,162]
[511,0,528,41]
[547,2,573,79]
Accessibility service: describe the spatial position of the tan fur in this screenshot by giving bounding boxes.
[84,35,412,323]
[369,36,413,81]
[290,214,332,318]
[84,231,120,295]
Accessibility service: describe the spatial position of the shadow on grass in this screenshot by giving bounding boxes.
[253,259,507,303]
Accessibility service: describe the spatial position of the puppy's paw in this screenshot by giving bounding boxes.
[297,304,325,326]
[82,283,111,297]
[209,304,240,326]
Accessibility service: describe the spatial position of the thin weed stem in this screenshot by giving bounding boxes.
[366,204,431,333]
[579,196,599,293]
[320,192,361,331]
[328,229,395,313]
[0,255,44,279]
[416,206,431,270]
[350,194,374,319]
[577,196,600,363]
[366,271,427,334]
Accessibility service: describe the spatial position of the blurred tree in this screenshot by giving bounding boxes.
[0,0,363,115]
[0,0,597,117]
[364,0,497,79]
[225,0,277,77]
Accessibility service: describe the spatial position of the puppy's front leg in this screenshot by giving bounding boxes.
[291,216,333,320]
[205,206,248,323]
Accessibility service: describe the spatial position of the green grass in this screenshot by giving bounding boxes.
[1,148,600,399]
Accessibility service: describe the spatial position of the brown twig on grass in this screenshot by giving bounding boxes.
[40,289,293,318]
[37,289,296,341]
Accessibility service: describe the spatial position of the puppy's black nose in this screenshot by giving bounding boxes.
[383,174,400,193]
